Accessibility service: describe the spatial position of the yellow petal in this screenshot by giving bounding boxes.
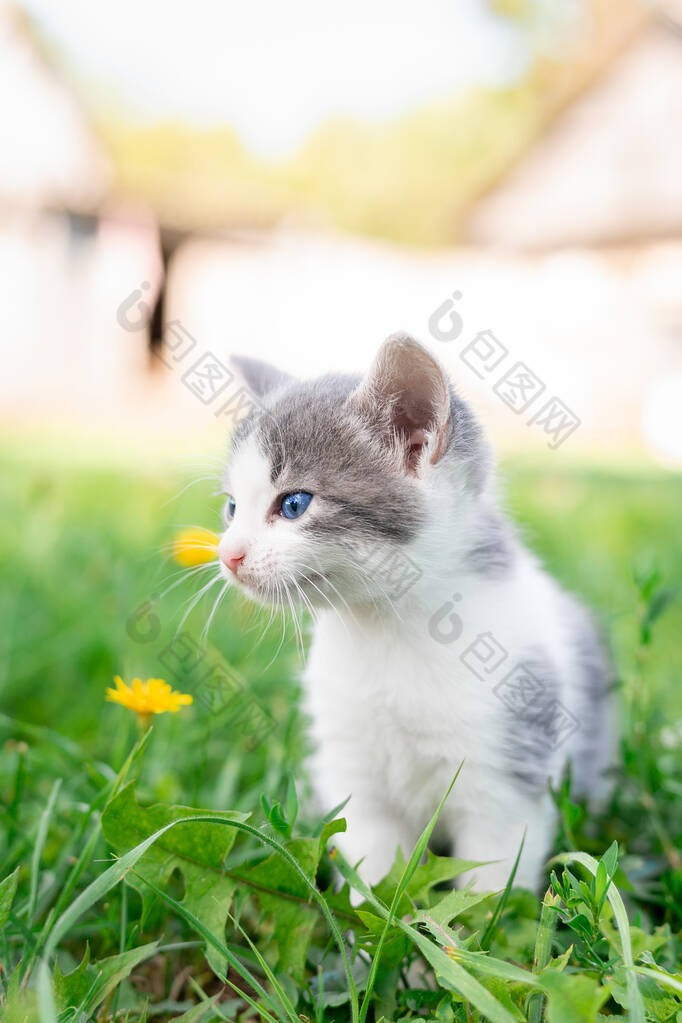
[106,687,126,705]
[171,528,219,567]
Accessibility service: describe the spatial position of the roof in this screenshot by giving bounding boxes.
[466,8,682,248]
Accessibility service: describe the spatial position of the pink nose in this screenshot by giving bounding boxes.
[222,552,246,575]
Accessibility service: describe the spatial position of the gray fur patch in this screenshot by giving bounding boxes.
[463,509,516,578]
[445,391,491,495]
[495,652,562,795]
[559,594,614,798]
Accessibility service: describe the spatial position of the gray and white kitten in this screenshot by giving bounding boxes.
[217,334,614,893]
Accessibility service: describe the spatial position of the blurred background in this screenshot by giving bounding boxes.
[1,0,681,760]
[3,7,682,1008]
[2,0,682,460]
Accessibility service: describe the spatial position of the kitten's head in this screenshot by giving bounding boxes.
[217,333,487,609]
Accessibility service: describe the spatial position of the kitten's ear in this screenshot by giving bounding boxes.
[350,333,451,473]
[230,355,293,398]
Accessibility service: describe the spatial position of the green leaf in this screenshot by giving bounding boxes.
[238,820,344,981]
[56,943,158,1016]
[541,969,610,1023]
[268,803,290,836]
[332,843,525,1023]
[406,852,487,904]
[552,850,646,1023]
[595,861,608,903]
[285,776,298,833]
[53,944,91,1009]
[356,910,410,966]
[633,965,682,997]
[601,841,619,880]
[0,866,20,931]
[480,976,526,1021]
[418,916,542,990]
[415,887,491,927]
[44,796,358,1022]
[101,782,247,976]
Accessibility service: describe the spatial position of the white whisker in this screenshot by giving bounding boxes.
[156,562,218,599]
[175,572,223,636]
[201,581,231,644]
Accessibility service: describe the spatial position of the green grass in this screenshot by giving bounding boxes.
[1,440,682,1022]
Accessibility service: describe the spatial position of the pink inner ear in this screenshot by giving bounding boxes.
[408,428,428,447]
[406,427,429,472]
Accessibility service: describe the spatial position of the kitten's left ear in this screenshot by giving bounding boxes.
[230,355,293,398]
[350,333,451,473]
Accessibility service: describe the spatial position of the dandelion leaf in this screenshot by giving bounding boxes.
[102,781,247,976]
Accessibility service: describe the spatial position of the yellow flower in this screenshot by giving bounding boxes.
[171,527,219,567]
[106,676,193,727]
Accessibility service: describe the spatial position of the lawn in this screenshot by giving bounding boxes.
[1,437,682,1022]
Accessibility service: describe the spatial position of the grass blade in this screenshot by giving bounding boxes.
[332,843,522,1023]
[359,765,462,1022]
[36,960,57,1023]
[28,779,62,927]
[136,873,283,1023]
[480,828,525,950]
[527,888,560,1023]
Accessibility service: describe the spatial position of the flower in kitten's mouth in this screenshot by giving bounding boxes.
[106,676,193,727]
[171,527,219,566]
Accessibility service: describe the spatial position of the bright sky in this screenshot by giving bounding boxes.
[20,0,530,157]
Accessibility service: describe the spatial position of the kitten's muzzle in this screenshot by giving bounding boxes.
[217,532,247,575]
[220,550,246,575]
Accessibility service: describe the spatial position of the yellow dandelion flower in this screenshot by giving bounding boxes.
[171,527,219,567]
[106,676,193,727]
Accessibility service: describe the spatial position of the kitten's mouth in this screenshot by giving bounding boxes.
[239,569,334,609]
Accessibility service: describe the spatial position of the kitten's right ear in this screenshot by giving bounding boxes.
[349,333,451,474]
[229,355,293,398]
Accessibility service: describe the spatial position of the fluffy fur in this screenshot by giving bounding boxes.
[216,334,615,893]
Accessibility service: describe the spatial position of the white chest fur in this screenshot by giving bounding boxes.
[301,554,586,892]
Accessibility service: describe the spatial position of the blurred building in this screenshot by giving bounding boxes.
[464,1,682,461]
[467,7,682,248]
[0,5,109,214]
[1,0,681,462]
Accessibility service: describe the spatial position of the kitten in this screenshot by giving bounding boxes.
[217,334,614,893]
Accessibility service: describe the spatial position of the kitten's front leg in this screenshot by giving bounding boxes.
[451,786,557,893]
[311,747,416,895]
[336,794,417,893]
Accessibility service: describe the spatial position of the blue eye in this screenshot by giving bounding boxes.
[280,491,312,520]
[225,496,236,521]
